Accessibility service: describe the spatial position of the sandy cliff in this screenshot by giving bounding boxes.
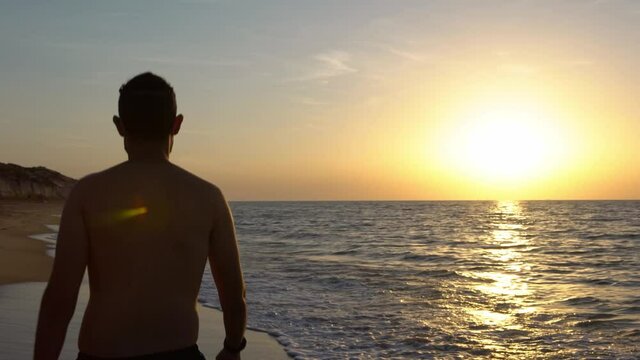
[0,163,76,200]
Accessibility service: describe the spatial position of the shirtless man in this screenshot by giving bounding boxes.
[34,73,246,360]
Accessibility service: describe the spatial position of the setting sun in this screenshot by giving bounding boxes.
[427,90,575,199]
[445,100,566,183]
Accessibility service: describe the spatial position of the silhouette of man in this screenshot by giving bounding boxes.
[34,72,247,360]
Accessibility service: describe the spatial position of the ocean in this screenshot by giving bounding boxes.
[198,201,640,359]
[33,201,640,359]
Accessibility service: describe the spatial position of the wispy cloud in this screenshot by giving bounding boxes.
[358,40,431,62]
[132,56,248,68]
[369,42,430,62]
[290,96,330,106]
[385,47,429,62]
[290,50,357,82]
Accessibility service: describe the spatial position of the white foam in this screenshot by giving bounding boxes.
[45,224,59,232]
[29,233,57,244]
[29,224,59,257]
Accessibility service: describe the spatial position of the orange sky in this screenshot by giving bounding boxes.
[1,1,639,200]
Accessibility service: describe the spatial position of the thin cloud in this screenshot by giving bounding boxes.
[380,45,430,62]
[290,50,357,82]
[290,96,330,106]
[132,56,248,68]
[358,40,431,62]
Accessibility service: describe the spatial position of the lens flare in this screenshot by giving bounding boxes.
[115,206,148,221]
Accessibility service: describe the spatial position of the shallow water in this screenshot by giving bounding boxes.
[198,201,640,359]
[29,224,59,257]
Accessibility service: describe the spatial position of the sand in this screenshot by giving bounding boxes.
[0,200,62,285]
[0,200,290,359]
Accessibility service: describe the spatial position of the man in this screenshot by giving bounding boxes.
[34,72,247,360]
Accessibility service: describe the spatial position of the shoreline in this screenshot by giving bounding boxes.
[0,200,62,285]
[0,200,290,359]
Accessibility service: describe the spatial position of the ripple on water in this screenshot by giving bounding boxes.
[198,201,640,359]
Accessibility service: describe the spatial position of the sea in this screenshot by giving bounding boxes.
[37,201,640,359]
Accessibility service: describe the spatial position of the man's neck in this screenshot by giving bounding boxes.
[125,138,171,163]
[127,153,169,162]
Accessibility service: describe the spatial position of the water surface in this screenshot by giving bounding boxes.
[199,201,640,359]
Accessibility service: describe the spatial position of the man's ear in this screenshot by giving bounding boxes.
[113,116,127,137]
[171,114,184,135]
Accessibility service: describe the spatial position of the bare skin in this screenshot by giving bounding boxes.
[34,115,246,359]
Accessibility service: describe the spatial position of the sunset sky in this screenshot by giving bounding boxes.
[1,1,639,200]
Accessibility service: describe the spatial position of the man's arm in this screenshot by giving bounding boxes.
[34,183,89,360]
[208,188,247,356]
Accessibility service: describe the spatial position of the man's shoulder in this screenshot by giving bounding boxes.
[165,165,229,212]
[71,164,123,190]
[62,169,110,207]
[69,169,108,192]
[168,164,224,197]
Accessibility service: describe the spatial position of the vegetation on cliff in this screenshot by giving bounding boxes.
[0,163,76,200]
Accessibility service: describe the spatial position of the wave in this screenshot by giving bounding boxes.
[29,224,59,257]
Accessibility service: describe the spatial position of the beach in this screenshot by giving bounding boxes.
[0,201,60,285]
[0,200,289,359]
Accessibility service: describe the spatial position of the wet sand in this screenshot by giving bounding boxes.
[0,200,62,285]
[0,200,289,359]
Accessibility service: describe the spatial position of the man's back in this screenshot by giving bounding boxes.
[77,161,219,356]
[35,72,246,360]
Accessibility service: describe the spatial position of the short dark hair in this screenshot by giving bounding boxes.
[118,72,177,140]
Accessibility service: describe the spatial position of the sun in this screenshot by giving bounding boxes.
[461,106,548,180]
[440,100,565,185]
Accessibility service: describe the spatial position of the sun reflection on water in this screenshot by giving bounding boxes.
[464,200,540,352]
[474,271,529,297]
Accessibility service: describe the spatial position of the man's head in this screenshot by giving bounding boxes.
[114,72,183,142]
